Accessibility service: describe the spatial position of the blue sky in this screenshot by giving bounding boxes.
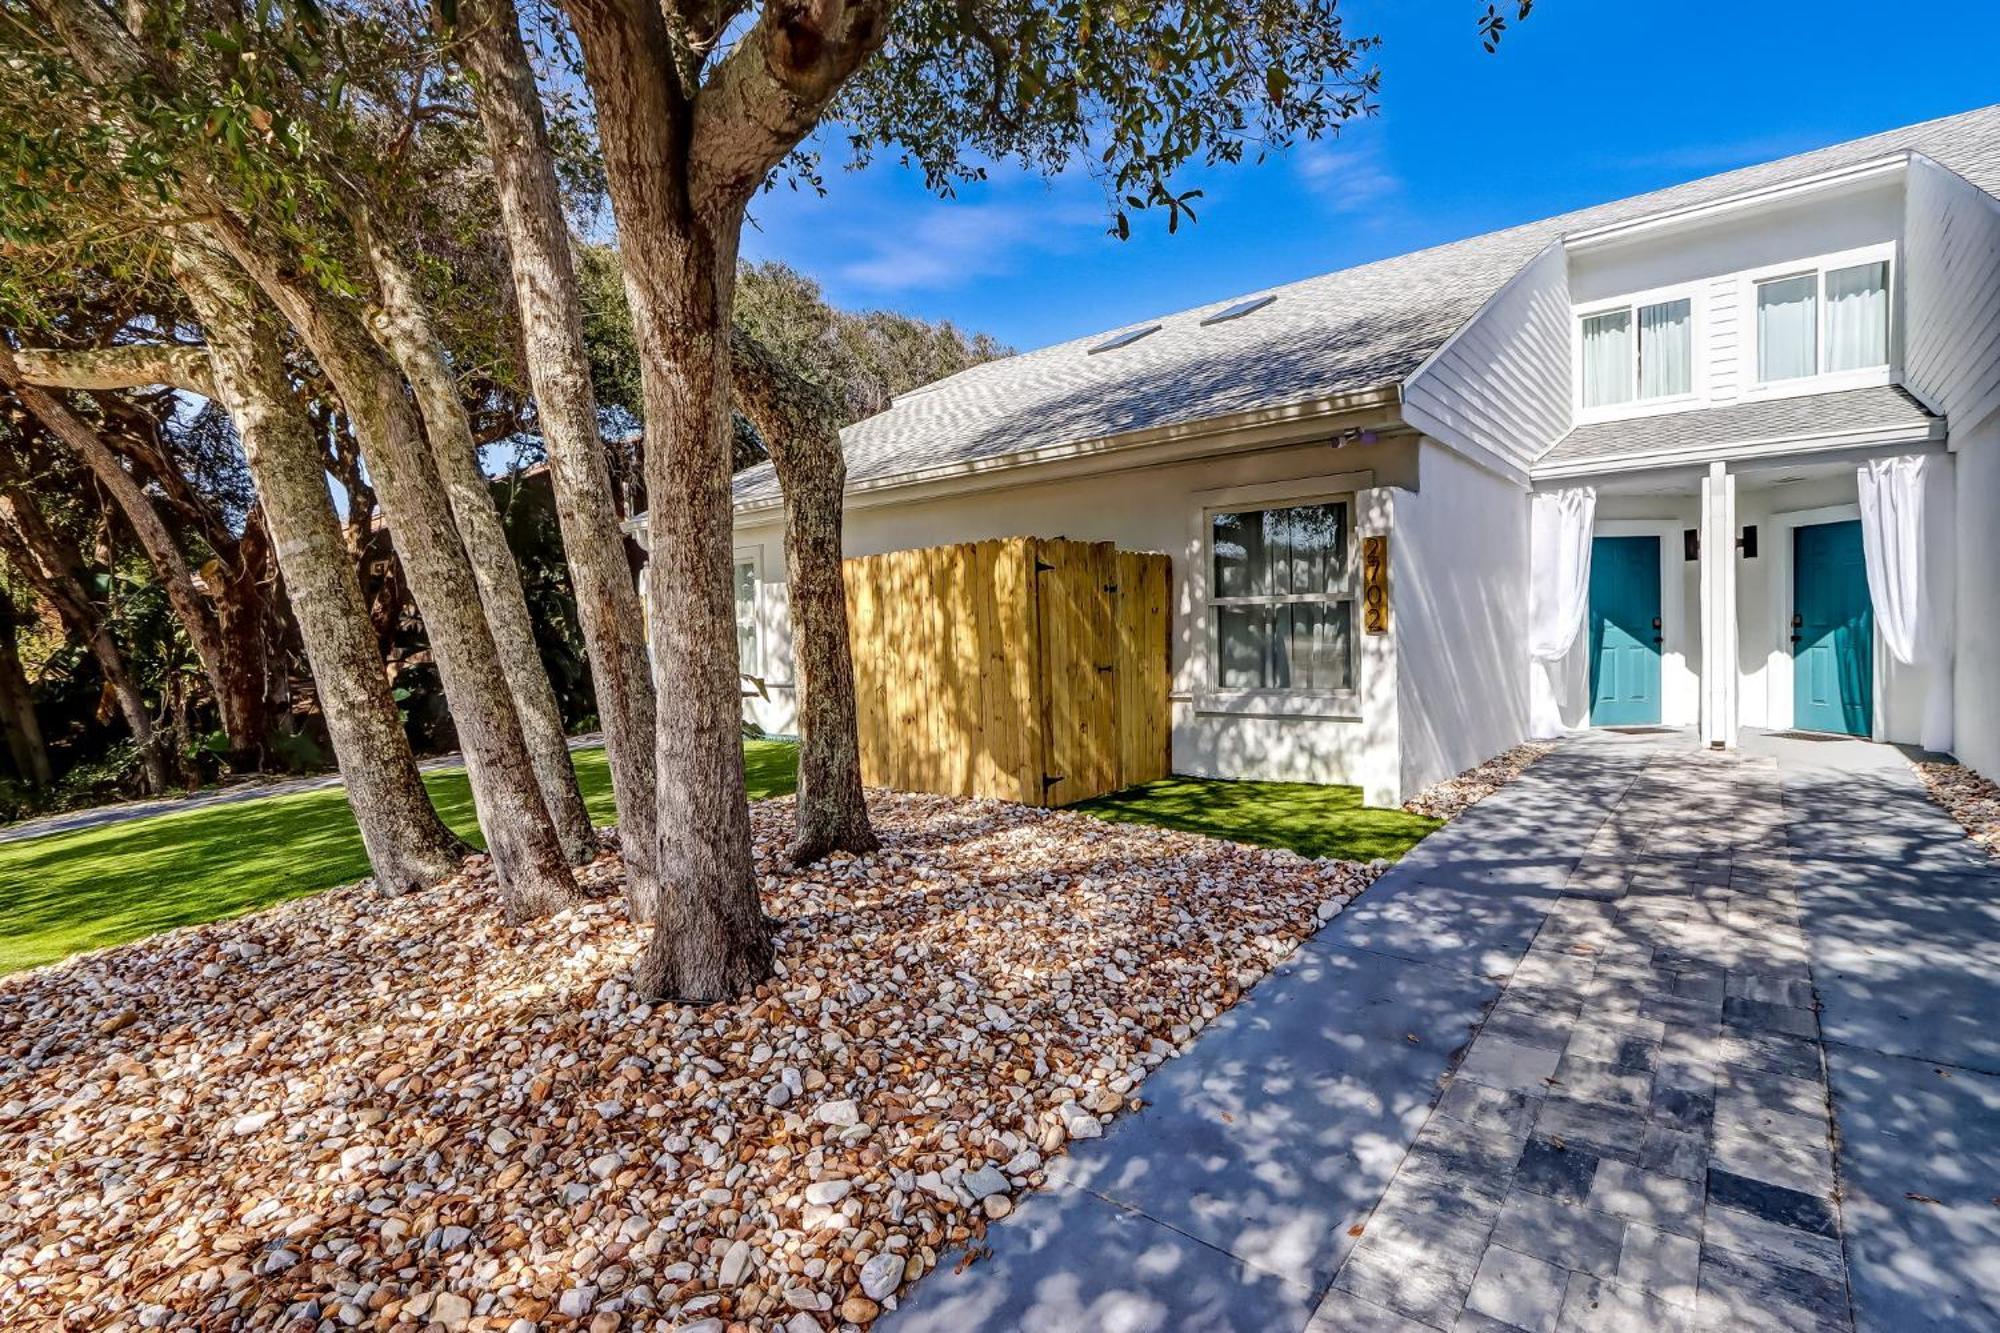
[738,1,2000,352]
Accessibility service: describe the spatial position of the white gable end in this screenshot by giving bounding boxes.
[1398,241,1572,480]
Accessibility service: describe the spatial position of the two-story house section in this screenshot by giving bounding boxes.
[631,104,2000,807]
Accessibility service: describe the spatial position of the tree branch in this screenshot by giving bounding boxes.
[9,343,218,399]
[688,0,893,212]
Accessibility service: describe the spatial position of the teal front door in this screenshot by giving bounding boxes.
[1589,535,1662,726]
[1793,520,1874,736]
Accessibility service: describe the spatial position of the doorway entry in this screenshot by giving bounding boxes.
[1792,519,1874,737]
[1589,535,1663,727]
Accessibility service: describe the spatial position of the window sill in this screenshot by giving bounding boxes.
[1193,689,1362,721]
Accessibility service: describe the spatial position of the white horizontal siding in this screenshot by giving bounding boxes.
[1399,242,1571,476]
[1905,154,2000,434]
[1707,276,1740,403]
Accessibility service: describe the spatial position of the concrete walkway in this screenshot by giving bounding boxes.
[885,729,2000,1332]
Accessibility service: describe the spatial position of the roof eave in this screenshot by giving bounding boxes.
[1531,415,1946,482]
[727,384,1407,519]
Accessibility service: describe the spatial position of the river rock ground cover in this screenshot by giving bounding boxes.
[1914,759,2000,857]
[1400,740,1557,821]
[0,791,1374,1333]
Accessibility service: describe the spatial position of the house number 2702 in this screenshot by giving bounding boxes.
[1362,535,1389,635]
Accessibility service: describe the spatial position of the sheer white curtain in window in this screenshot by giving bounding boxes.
[1757,275,1818,381]
[1857,455,1955,753]
[1581,310,1632,408]
[1529,487,1598,739]
[1826,262,1889,372]
[1638,299,1692,398]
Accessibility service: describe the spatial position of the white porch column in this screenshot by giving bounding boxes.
[1699,461,1739,748]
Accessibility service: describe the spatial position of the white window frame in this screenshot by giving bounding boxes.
[1572,281,1706,424]
[732,544,764,677]
[1742,242,1897,398]
[1193,482,1364,716]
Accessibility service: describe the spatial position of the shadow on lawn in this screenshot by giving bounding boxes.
[0,741,799,975]
[1071,775,1440,864]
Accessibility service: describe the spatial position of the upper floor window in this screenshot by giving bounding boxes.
[1580,297,1692,409]
[1755,260,1889,384]
[1209,499,1355,694]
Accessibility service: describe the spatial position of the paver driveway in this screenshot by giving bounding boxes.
[884,729,2000,1332]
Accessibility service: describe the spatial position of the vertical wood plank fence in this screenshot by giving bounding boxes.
[843,537,1170,807]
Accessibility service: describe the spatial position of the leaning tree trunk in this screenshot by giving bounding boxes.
[0,587,53,787]
[460,0,660,916]
[40,0,573,916]
[174,243,468,890]
[0,343,257,759]
[730,330,876,864]
[0,486,169,794]
[204,217,578,919]
[568,14,772,996]
[357,220,597,866]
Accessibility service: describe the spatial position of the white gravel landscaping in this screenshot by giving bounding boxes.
[0,791,1375,1332]
[1914,760,2000,858]
[1401,741,1558,822]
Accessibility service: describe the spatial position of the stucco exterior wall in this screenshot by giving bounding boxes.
[1391,440,1532,797]
[731,434,1423,797]
[1955,418,2000,776]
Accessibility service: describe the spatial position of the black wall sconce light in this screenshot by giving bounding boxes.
[1738,524,1759,559]
[1684,529,1700,562]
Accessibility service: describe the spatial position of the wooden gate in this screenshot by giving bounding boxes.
[844,537,1170,806]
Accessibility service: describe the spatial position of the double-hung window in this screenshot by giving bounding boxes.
[1208,499,1356,695]
[1755,259,1889,383]
[1580,296,1693,409]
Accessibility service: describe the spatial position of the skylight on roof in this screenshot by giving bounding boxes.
[1199,294,1276,326]
[1088,324,1161,354]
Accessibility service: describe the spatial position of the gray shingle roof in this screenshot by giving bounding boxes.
[732,103,2000,508]
[1536,385,1941,473]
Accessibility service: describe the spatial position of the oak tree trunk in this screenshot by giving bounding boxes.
[0,477,169,794]
[38,0,572,915]
[205,216,579,919]
[0,587,53,787]
[730,332,876,864]
[357,222,598,865]
[0,344,259,759]
[174,244,467,890]
[569,7,772,997]
[459,0,660,911]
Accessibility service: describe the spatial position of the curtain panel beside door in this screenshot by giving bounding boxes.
[1857,455,1957,754]
[1529,487,1598,739]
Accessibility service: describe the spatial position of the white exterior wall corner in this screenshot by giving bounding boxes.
[1393,439,1533,800]
[1903,155,2000,774]
[1904,155,2000,434]
[1954,417,2000,777]
[1398,241,1574,476]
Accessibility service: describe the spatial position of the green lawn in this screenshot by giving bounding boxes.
[1072,775,1440,864]
[0,740,800,976]
[0,746,1427,977]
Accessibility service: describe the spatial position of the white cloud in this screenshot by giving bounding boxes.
[1601,132,1816,175]
[832,188,1102,294]
[1292,139,1401,214]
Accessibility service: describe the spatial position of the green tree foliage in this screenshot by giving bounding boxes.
[577,246,1009,435]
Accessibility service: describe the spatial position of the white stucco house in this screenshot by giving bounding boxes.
[645,103,2000,807]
